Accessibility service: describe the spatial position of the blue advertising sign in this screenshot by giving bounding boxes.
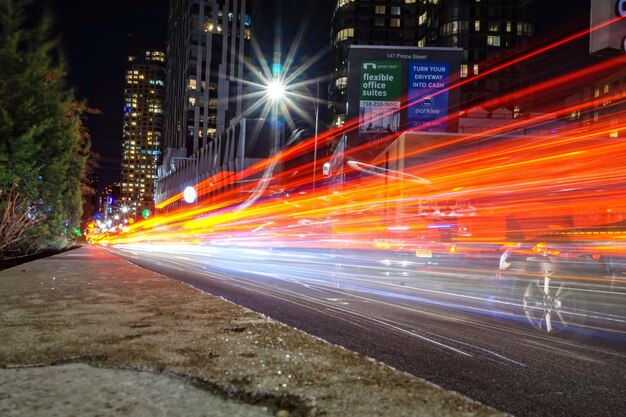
[407,62,449,132]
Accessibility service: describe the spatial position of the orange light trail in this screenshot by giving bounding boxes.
[93,17,626,278]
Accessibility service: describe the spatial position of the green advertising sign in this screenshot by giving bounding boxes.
[359,61,402,100]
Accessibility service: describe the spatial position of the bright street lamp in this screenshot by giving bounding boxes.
[265,76,320,190]
[302,80,320,192]
[171,156,199,204]
[266,79,285,101]
[183,186,197,204]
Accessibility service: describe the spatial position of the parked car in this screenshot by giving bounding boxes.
[497,223,626,337]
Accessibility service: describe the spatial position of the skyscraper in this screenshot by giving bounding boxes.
[120,49,166,216]
[329,0,535,128]
[329,0,425,128]
[162,0,251,157]
[430,0,535,111]
[155,0,253,209]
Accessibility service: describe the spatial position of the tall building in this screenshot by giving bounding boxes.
[120,49,166,216]
[157,0,275,210]
[163,0,251,158]
[429,0,535,111]
[329,0,425,128]
[329,0,535,128]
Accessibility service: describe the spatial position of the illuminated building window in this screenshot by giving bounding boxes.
[375,5,386,14]
[417,38,425,47]
[460,64,468,78]
[474,21,480,31]
[336,27,354,43]
[506,21,512,32]
[335,76,348,89]
[604,84,609,94]
[390,18,400,27]
[473,64,479,75]
[405,0,415,3]
[188,96,196,106]
[487,36,500,46]
[517,22,532,36]
[418,12,426,25]
[610,131,618,138]
[488,22,499,32]
[442,21,461,35]
[390,6,400,15]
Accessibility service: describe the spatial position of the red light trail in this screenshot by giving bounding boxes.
[94,15,626,267]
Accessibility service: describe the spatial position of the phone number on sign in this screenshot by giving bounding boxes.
[360,101,401,108]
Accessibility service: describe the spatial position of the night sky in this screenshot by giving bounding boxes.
[42,0,588,191]
[44,0,333,191]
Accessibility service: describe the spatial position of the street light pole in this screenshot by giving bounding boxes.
[312,79,319,193]
[273,98,279,151]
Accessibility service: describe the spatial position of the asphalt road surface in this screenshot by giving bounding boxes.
[109,244,626,417]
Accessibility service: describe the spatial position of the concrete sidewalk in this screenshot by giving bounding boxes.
[0,245,510,417]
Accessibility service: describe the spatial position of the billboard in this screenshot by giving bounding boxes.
[359,61,402,134]
[408,62,450,131]
[347,45,462,142]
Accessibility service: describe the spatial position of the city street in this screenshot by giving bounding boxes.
[111,244,626,417]
[4,1,626,416]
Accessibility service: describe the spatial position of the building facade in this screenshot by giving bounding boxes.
[120,49,166,216]
[329,0,535,128]
[156,0,279,210]
[431,0,535,111]
[162,0,251,159]
[565,66,626,139]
